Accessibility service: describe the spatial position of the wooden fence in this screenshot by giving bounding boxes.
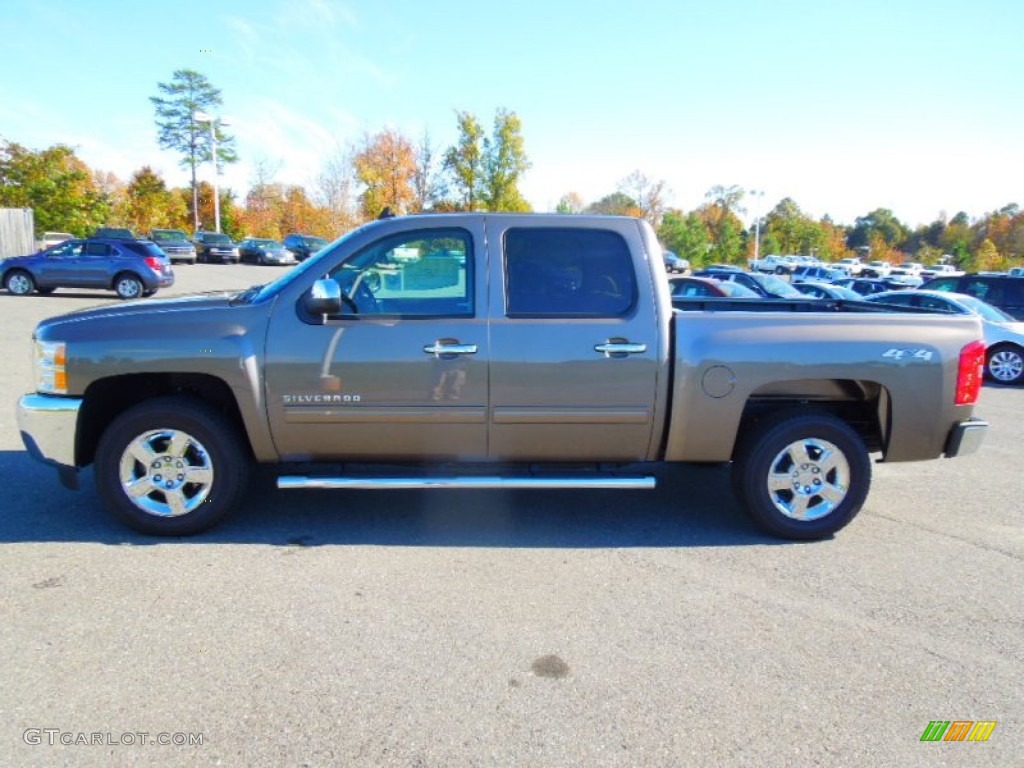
[0,208,35,258]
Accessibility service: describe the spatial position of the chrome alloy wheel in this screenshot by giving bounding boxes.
[765,437,850,521]
[988,348,1024,383]
[118,429,214,517]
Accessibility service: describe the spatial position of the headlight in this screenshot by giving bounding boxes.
[35,340,68,394]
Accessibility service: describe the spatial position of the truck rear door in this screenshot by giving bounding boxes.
[485,218,662,461]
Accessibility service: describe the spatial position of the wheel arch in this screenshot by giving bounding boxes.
[76,373,253,468]
[731,379,889,461]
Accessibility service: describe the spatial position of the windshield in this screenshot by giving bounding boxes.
[750,273,802,298]
[151,230,186,241]
[957,294,1016,322]
[256,239,279,247]
[305,236,328,248]
[205,234,232,245]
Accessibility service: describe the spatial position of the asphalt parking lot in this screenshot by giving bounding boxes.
[0,263,1021,767]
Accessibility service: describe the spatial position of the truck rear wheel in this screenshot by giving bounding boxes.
[732,412,870,540]
[95,397,250,536]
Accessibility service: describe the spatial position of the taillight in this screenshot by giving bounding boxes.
[955,340,986,405]
[144,256,163,272]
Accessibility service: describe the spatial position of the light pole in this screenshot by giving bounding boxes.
[193,111,231,233]
[750,189,765,263]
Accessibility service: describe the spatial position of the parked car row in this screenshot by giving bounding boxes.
[671,263,1024,386]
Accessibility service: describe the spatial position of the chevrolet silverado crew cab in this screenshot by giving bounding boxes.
[16,214,989,540]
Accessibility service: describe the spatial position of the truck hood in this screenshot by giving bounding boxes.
[38,292,240,329]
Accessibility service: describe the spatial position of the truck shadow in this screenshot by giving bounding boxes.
[0,451,790,547]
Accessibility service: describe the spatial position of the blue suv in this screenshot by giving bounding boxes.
[1,238,174,299]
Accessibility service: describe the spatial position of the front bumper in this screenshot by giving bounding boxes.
[16,393,83,488]
[945,417,989,457]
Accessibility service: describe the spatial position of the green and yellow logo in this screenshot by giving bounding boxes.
[920,720,997,742]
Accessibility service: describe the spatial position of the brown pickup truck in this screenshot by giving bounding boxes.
[16,213,989,540]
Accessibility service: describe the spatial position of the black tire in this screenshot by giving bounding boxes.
[732,411,871,540]
[94,397,250,536]
[5,269,36,295]
[114,273,144,300]
[985,344,1024,385]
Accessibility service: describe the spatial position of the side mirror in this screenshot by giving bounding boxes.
[303,278,342,316]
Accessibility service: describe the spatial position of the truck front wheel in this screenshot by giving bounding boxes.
[94,397,250,536]
[732,412,871,540]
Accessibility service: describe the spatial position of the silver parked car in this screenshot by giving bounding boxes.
[865,290,1024,384]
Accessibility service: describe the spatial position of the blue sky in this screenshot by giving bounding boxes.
[2,0,1021,227]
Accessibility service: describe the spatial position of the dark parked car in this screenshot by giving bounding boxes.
[693,268,803,298]
[663,250,690,274]
[669,276,758,298]
[832,277,912,296]
[91,227,136,240]
[919,273,1024,320]
[792,281,863,300]
[149,229,197,264]
[282,233,328,261]
[237,238,298,266]
[1,238,174,299]
[194,232,240,263]
[791,265,846,284]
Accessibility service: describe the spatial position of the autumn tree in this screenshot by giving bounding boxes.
[657,211,710,265]
[151,69,237,231]
[443,109,530,212]
[481,109,531,211]
[411,131,445,213]
[940,211,973,267]
[353,129,416,219]
[120,167,183,233]
[194,181,241,239]
[846,208,908,252]
[313,147,357,235]
[444,111,485,211]
[974,238,1003,272]
[761,197,827,256]
[618,170,668,227]
[701,185,747,264]
[0,141,110,235]
[586,192,639,217]
[555,192,585,214]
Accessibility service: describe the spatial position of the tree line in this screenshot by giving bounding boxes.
[1,68,1021,272]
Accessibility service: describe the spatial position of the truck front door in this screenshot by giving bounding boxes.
[264,223,489,461]
[486,221,661,462]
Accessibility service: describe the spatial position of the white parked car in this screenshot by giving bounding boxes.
[835,257,864,275]
[34,231,74,252]
[749,254,798,275]
[921,263,965,279]
[890,261,925,277]
[863,260,892,277]
[865,289,1024,384]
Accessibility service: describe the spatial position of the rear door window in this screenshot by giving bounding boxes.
[504,228,636,316]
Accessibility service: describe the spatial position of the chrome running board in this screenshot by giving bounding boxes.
[277,476,656,490]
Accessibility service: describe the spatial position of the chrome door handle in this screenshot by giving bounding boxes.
[594,341,647,356]
[424,342,478,357]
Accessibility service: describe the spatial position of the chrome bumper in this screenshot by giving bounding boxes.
[16,393,83,489]
[945,418,988,458]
